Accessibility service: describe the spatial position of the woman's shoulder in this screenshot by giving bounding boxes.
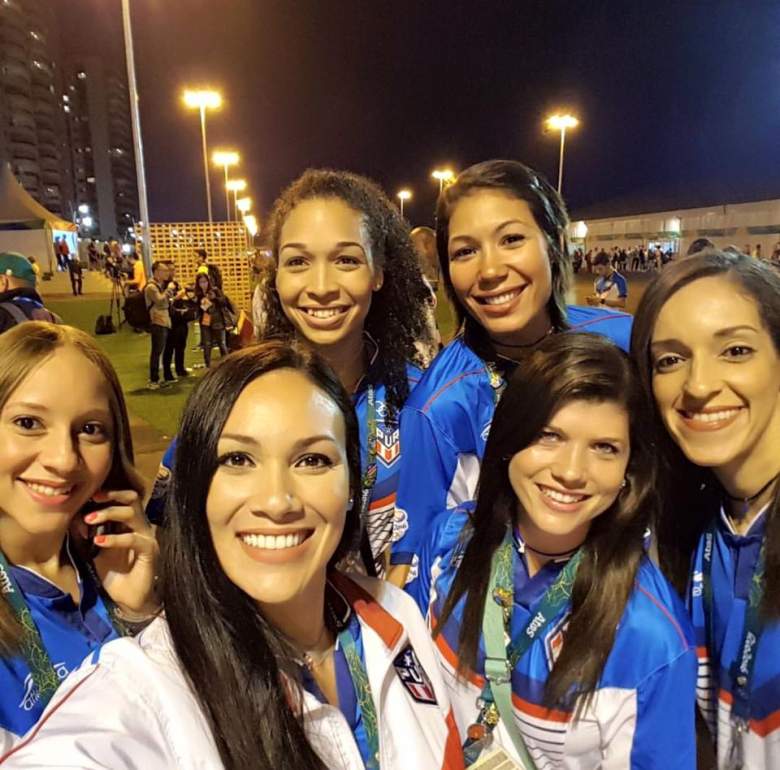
[404,337,491,414]
[607,557,695,682]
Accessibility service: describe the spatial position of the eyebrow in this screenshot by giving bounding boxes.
[279,241,366,253]
[218,433,338,448]
[4,402,51,412]
[651,324,760,348]
[449,219,534,242]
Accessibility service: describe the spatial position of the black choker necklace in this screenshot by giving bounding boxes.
[722,472,780,517]
[489,326,554,350]
[524,542,579,558]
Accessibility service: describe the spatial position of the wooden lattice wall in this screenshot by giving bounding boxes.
[140,221,253,311]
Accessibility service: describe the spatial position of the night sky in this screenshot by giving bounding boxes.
[60,0,780,226]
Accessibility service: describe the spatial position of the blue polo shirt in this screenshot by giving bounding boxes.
[0,548,119,738]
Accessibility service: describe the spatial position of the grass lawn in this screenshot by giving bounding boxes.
[46,297,203,438]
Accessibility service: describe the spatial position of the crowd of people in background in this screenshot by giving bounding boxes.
[0,160,777,770]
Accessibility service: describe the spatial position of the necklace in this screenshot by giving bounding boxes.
[524,542,581,558]
[722,472,779,518]
[488,326,554,350]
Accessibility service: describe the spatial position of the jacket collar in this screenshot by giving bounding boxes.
[329,572,403,651]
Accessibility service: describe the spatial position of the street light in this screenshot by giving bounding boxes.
[212,150,240,221]
[431,168,454,195]
[397,189,412,217]
[78,203,90,214]
[226,178,247,221]
[236,196,252,215]
[545,113,579,195]
[183,88,222,223]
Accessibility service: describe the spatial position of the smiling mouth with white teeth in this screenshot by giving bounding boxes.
[475,288,523,305]
[300,307,349,319]
[239,531,312,550]
[22,480,75,497]
[537,484,590,505]
[679,407,743,424]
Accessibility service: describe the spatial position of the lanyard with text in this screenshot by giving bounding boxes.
[339,626,380,770]
[701,521,766,770]
[463,531,582,768]
[360,384,378,518]
[0,549,126,710]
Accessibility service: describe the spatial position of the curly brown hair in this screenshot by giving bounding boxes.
[261,168,435,417]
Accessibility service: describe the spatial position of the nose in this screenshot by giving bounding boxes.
[250,462,300,520]
[38,428,81,476]
[550,442,588,488]
[477,243,508,283]
[308,261,339,300]
[683,355,721,402]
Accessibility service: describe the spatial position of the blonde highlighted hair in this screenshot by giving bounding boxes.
[0,322,143,652]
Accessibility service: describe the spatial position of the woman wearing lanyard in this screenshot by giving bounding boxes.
[631,250,780,769]
[0,323,158,750]
[2,341,463,770]
[410,333,697,769]
[392,160,633,585]
[259,168,435,573]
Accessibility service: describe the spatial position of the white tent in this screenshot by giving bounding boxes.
[0,162,77,274]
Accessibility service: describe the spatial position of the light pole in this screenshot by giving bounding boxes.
[183,89,222,223]
[121,0,153,270]
[243,213,258,250]
[431,168,454,196]
[212,150,239,221]
[545,114,579,195]
[226,178,247,221]
[396,189,412,218]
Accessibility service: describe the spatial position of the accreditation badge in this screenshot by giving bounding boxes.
[471,747,528,770]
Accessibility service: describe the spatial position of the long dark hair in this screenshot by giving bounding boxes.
[0,322,142,653]
[631,250,780,618]
[161,340,362,770]
[437,333,656,710]
[262,168,435,418]
[435,160,572,344]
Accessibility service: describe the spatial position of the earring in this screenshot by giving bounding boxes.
[620,478,628,489]
[347,496,355,508]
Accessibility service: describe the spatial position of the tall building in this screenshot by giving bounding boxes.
[62,56,139,239]
[0,0,139,238]
[0,0,70,217]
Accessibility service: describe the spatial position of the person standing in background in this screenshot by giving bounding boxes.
[67,255,83,296]
[143,261,171,390]
[587,251,628,309]
[162,264,194,383]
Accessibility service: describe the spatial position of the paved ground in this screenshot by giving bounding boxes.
[42,266,656,493]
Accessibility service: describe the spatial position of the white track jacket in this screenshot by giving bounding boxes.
[0,574,464,770]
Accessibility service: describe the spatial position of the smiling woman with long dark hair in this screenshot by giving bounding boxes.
[409,333,697,768]
[392,160,633,585]
[3,341,463,770]
[631,250,780,769]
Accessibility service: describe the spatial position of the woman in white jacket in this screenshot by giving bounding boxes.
[1,341,463,770]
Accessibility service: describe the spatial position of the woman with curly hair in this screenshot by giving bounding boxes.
[259,168,436,574]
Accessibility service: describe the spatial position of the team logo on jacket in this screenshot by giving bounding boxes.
[393,646,438,705]
[375,423,400,466]
[544,615,569,671]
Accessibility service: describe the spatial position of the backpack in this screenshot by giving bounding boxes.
[124,289,152,331]
[0,299,60,329]
[94,314,115,335]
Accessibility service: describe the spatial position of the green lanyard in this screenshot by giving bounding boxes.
[339,626,380,770]
[464,531,582,768]
[360,384,378,518]
[0,547,127,710]
[701,520,766,770]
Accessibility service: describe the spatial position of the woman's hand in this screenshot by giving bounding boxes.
[83,490,160,617]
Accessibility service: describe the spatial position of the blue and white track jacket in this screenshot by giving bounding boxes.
[408,505,698,770]
[392,306,633,567]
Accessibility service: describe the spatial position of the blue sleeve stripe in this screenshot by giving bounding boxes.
[421,368,486,413]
